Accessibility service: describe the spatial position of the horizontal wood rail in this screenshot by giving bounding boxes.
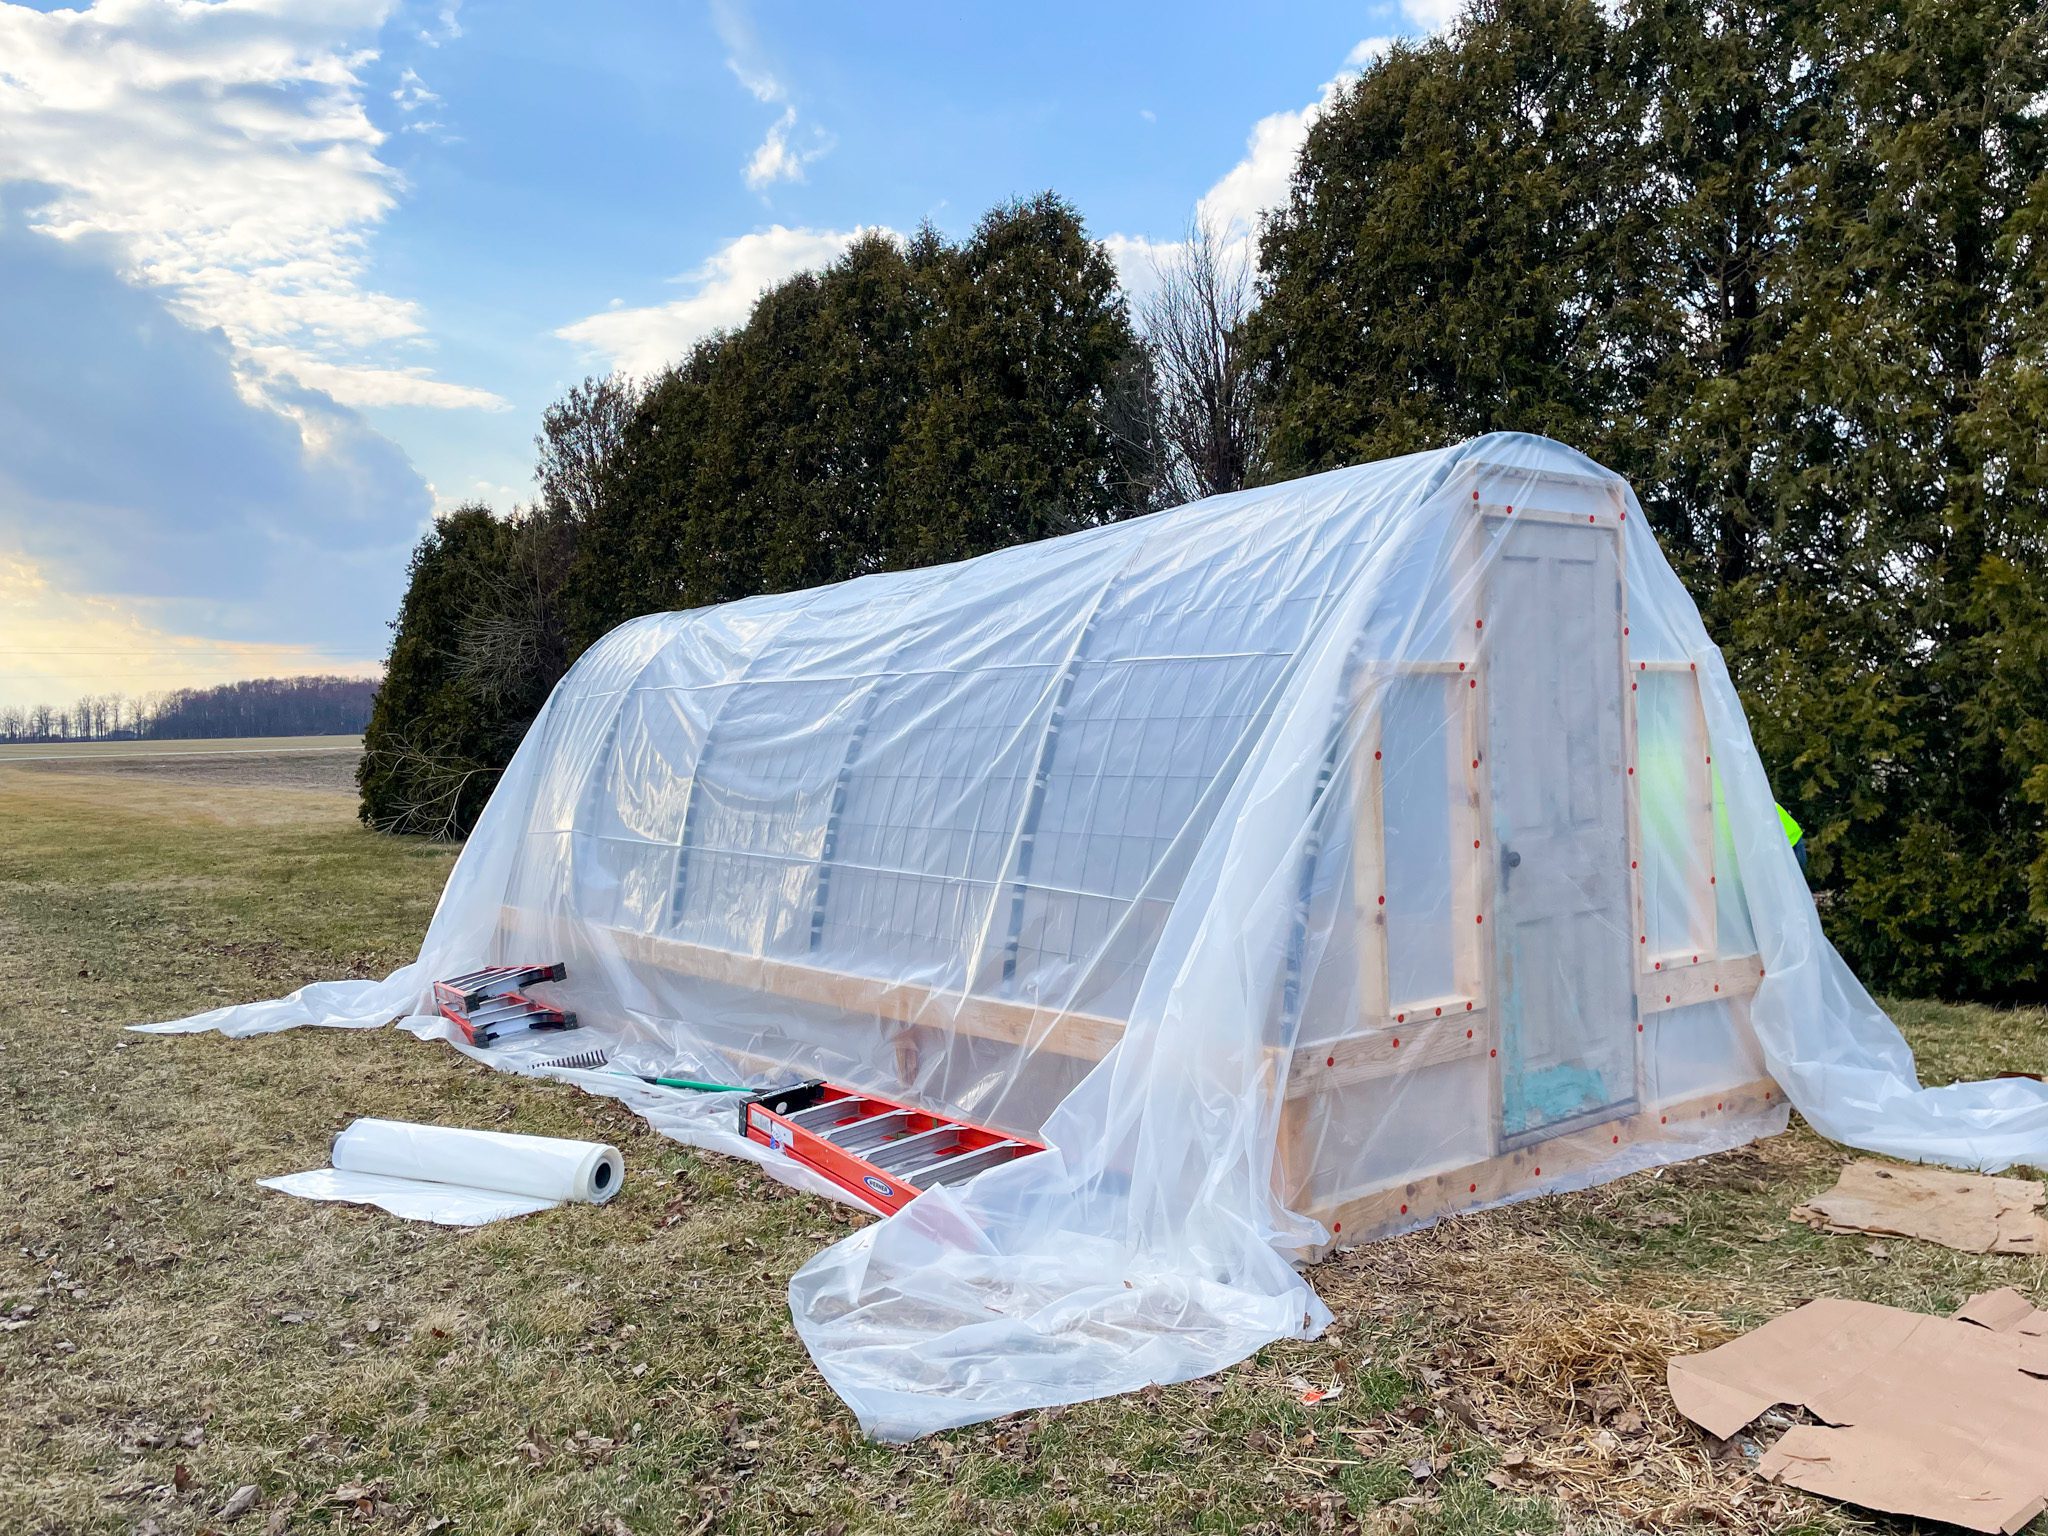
[1311,1076,1782,1250]
[1640,952,1762,1013]
[500,905,1131,1061]
[501,905,1766,1113]
[1288,1007,1489,1096]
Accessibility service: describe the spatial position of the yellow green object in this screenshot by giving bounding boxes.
[1776,802,1803,847]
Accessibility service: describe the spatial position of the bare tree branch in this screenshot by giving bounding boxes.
[1139,220,1267,503]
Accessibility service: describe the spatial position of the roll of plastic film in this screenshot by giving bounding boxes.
[330,1118,623,1204]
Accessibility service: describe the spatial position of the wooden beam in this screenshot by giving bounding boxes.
[497,905,1128,1061]
[1309,1076,1782,1248]
[1640,952,1764,1013]
[1287,1007,1488,1097]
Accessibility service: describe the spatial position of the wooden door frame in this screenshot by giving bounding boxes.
[1477,497,1641,1154]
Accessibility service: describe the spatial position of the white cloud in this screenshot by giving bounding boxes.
[1112,35,1400,286]
[745,105,834,189]
[555,225,893,377]
[1398,0,1465,32]
[1101,233,1181,309]
[392,66,441,113]
[429,479,522,517]
[713,0,831,192]
[0,0,495,412]
[244,348,510,412]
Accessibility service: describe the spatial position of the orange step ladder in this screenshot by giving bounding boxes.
[738,1081,1045,1215]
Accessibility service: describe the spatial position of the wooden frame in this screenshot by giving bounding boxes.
[496,459,1780,1257]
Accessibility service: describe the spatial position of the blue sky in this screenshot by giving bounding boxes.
[0,0,1446,711]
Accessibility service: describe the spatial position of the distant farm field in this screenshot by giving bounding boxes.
[0,735,364,795]
[0,734,363,760]
[2,747,2043,1535]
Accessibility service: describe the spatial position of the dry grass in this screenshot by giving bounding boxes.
[2,755,2045,1536]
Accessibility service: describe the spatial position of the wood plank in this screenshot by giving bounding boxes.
[497,905,1129,1061]
[1287,1007,1488,1096]
[1311,1076,1783,1247]
[1640,952,1764,1013]
[1350,707,1389,1025]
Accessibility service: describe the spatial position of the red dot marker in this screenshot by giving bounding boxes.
[1326,1055,1335,1067]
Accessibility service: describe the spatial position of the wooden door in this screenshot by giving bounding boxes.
[1485,516,1636,1147]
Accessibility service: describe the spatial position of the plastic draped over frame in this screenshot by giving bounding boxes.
[141,433,2048,1439]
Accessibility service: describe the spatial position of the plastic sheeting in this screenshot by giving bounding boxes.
[259,1118,624,1225]
[139,432,2048,1439]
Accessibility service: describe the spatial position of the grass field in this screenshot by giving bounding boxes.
[2,743,2044,1536]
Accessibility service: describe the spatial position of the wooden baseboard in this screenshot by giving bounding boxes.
[1304,1076,1783,1251]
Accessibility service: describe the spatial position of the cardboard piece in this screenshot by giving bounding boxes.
[1790,1159,2048,1254]
[1956,1286,2048,1337]
[1668,1296,2048,1532]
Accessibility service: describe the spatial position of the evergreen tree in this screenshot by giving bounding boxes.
[887,195,1156,564]
[1251,0,2048,998]
[1249,0,1648,472]
[359,506,567,837]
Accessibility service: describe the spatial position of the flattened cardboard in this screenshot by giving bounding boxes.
[1956,1285,2048,1337]
[1668,1296,2048,1533]
[1791,1159,2048,1254]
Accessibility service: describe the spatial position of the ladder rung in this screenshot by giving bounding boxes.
[823,1109,917,1153]
[787,1098,875,1133]
[865,1125,962,1174]
[918,1141,1027,1187]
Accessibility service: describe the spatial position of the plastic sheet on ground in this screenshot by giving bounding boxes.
[138,432,2048,1439]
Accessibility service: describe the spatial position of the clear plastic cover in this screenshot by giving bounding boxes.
[141,432,2048,1438]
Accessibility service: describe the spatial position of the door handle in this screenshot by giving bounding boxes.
[1501,846,1521,884]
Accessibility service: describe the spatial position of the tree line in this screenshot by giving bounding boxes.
[362,0,2048,1003]
[0,676,377,743]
